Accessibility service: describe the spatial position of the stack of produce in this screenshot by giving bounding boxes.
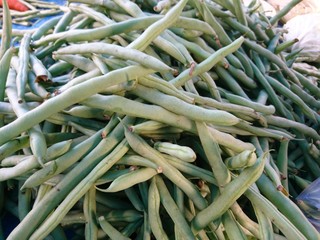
[0,0,319,239]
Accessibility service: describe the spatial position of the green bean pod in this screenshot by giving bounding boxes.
[127,0,188,51]
[29,53,52,82]
[124,124,207,210]
[124,187,145,212]
[0,0,12,59]
[154,141,196,162]
[148,177,169,240]
[224,149,257,170]
[52,54,97,73]
[131,84,239,126]
[269,0,302,26]
[16,33,32,103]
[138,75,195,104]
[26,138,130,240]
[102,209,143,223]
[98,167,158,193]
[196,121,231,187]
[31,15,61,41]
[98,217,131,240]
[222,209,247,240]
[191,151,267,233]
[155,175,195,240]
[83,186,98,240]
[170,36,244,87]
[55,43,174,73]
[256,173,320,240]
[0,65,155,145]
[251,198,275,240]
[0,48,15,102]
[230,202,261,239]
[27,71,50,99]
[223,91,275,115]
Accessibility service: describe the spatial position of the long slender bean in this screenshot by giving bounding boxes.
[170,36,244,87]
[16,33,32,103]
[244,184,307,240]
[31,15,61,41]
[222,210,247,240]
[83,186,98,239]
[249,58,289,117]
[195,121,231,187]
[127,0,188,51]
[269,0,302,25]
[148,177,169,240]
[124,187,145,212]
[0,48,15,101]
[98,217,130,240]
[290,82,320,109]
[191,152,267,233]
[155,175,195,240]
[6,69,48,167]
[0,0,12,59]
[230,202,261,239]
[138,75,194,104]
[18,181,32,221]
[252,199,275,240]
[99,167,158,193]
[22,129,102,189]
[53,54,97,73]
[131,84,239,126]
[266,75,317,121]
[215,65,249,99]
[198,1,231,46]
[222,90,275,115]
[257,173,320,239]
[226,64,257,89]
[55,43,174,73]
[244,39,300,85]
[0,65,155,145]
[123,124,207,210]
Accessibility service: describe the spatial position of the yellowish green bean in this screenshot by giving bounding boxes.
[170,36,244,87]
[191,152,267,233]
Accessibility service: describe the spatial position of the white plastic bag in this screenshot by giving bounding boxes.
[283,13,320,63]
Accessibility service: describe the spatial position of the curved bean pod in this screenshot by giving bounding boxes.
[170,36,244,87]
[28,139,130,240]
[16,33,32,103]
[222,210,247,240]
[148,177,169,240]
[195,121,231,187]
[257,173,320,239]
[98,167,158,193]
[55,43,174,73]
[155,175,195,240]
[0,65,155,145]
[123,124,207,210]
[131,84,239,126]
[191,152,267,233]
[127,0,188,51]
[0,0,12,59]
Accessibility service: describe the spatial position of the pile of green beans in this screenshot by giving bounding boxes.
[0,0,320,239]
